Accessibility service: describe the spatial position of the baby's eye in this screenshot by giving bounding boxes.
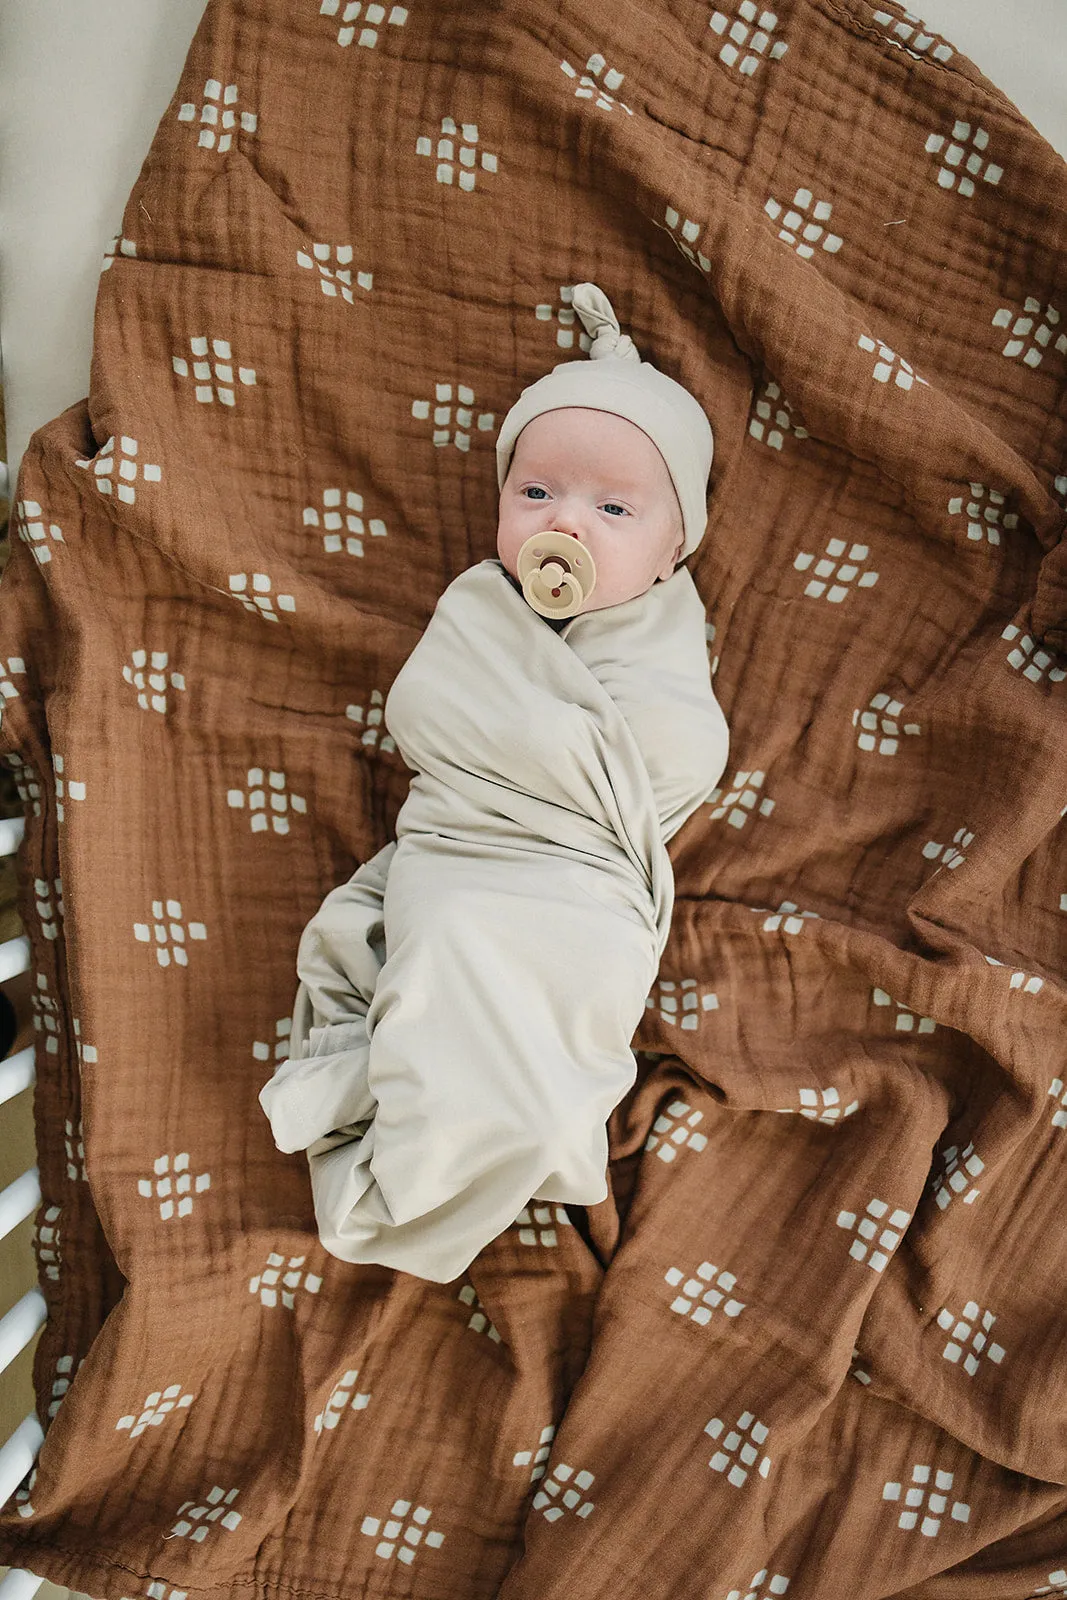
[602,503,629,517]
[523,486,548,500]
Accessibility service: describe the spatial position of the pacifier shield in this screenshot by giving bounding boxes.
[516,531,598,619]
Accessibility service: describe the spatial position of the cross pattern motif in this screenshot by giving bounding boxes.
[305,487,387,555]
[227,768,307,835]
[249,1252,323,1309]
[73,1017,98,1067]
[758,900,820,934]
[765,188,842,258]
[1033,1570,1067,1595]
[123,649,186,713]
[412,382,495,449]
[346,689,397,751]
[708,768,776,828]
[315,1369,371,1432]
[532,1461,596,1521]
[74,434,161,504]
[932,1142,983,1209]
[515,1203,574,1247]
[229,573,296,621]
[513,1423,556,1483]
[15,499,64,565]
[416,117,498,190]
[748,380,809,449]
[64,1116,86,1181]
[173,336,257,405]
[296,243,373,304]
[727,1574,790,1600]
[535,287,593,352]
[854,692,921,756]
[993,297,1066,368]
[361,1499,445,1561]
[170,1487,242,1541]
[138,1152,211,1219]
[948,483,1019,544]
[0,655,26,706]
[709,1,788,74]
[657,206,712,275]
[52,755,85,823]
[32,974,60,1057]
[1002,623,1067,685]
[982,953,1044,995]
[921,827,974,869]
[32,876,63,941]
[116,1385,195,1438]
[1048,1077,1067,1129]
[778,1086,859,1124]
[794,537,880,602]
[883,1464,970,1536]
[645,1098,708,1162]
[177,79,258,151]
[253,1019,292,1064]
[926,120,1003,195]
[319,0,408,49]
[102,234,137,270]
[134,900,208,967]
[665,1260,746,1323]
[871,8,954,62]
[837,1198,911,1272]
[457,1284,504,1342]
[872,989,937,1033]
[706,1411,771,1486]
[858,333,930,390]
[936,1302,1006,1374]
[646,976,718,1029]
[35,1206,62,1283]
[560,54,634,115]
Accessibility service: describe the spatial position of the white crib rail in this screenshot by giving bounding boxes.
[0,814,47,1598]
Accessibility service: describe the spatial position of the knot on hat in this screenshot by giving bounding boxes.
[570,282,641,364]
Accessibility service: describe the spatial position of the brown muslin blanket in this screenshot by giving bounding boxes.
[0,0,1065,1594]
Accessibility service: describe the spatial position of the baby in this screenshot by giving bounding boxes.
[259,284,730,1282]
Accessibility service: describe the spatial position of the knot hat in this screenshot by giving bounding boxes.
[495,284,714,563]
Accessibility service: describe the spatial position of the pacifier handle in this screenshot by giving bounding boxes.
[516,531,598,619]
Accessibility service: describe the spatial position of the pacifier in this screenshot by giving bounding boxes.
[516,531,598,620]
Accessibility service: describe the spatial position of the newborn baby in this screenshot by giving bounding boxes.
[259,283,730,1283]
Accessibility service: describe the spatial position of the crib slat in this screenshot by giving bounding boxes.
[0,818,24,859]
[0,1290,46,1385]
[0,1171,41,1248]
[0,1570,44,1600]
[0,1410,45,1525]
[0,1569,44,1600]
[0,1171,40,1254]
[0,940,29,986]
[0,1050,34,1108]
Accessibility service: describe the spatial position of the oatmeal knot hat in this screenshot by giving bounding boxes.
[495,283,714,562]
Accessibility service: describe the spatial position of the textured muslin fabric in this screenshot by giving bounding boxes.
[258,558,728,1282]
[0,0,1064,1595]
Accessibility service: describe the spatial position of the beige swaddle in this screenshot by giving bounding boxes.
[259,556,729,1282]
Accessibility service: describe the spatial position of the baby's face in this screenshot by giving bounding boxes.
[497,408,685,615]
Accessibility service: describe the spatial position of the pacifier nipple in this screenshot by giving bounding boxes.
[516,531,598,619]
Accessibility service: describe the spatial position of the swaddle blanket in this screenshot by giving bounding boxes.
[259,557,729,1282]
